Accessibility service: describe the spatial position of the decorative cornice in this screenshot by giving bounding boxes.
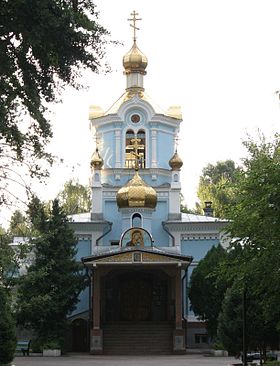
[181,234,220,240]
[164,221,228,233]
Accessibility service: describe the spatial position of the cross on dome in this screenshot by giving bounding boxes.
[128,10,142,42]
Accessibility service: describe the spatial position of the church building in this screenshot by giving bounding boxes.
[68,11,227,354]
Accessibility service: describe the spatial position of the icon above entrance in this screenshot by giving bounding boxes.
[120,227,153,247]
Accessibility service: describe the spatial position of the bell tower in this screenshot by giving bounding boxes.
[89,11,184,246]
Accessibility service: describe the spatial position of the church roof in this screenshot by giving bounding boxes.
[180,213,227,223]
[82,246,193,267]
[68,212,227,224]
[104,91,165,116]
[90,91,181,120]
[68,212,91,222]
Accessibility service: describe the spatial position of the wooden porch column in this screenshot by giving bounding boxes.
[173,266,185,353]
[175,267,183,329]
[90,267,103,354]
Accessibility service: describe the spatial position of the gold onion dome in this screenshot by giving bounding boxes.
[123,41,148,74]
[116,171,157,209]
[169,150,183,171]
[90,148,103,170]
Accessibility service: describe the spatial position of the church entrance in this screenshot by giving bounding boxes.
[102,269,169,323]
[101,268,172,354]
[83,248,191,354]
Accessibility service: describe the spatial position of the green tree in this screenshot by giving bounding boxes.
[0,1,109,204]
[0,287,17,366]
[217,133,280,355]
[0,232,25,287]
[197,160,240,218]
[57,179,91,215]
[9,210,31,237]
[180,195,200,214]
[188,245,228,338]
[17,198,86,347]
[227,133,280,330]
[218,278,279,357]
[217,283,243,356]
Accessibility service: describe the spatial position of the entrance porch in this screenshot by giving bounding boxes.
[82,247,192,355]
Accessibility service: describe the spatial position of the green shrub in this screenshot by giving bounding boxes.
[264,361,280,366]
[0,288,16,365]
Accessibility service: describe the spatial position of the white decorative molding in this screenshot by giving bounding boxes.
[75,235,92,241]
[181,234,220,240]
[117,96,155,121]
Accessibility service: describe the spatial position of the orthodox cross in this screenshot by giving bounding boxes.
[174,136,180,152]
[128,10,141,42]
[128,137,144,171]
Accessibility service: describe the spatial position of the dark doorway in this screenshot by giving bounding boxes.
[103,270,168,322]
[71,318,88,352]
[120,276,151,321]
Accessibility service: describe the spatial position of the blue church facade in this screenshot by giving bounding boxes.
[68,12,227,354]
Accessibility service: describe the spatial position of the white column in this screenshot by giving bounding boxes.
[115,129,121,168]
[151,129,157,168]
[169,171,182,220]
[91,171,103,220]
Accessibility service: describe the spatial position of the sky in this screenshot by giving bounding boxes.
[2,0,280,226]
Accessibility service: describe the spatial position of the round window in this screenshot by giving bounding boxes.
[131,114,140,123]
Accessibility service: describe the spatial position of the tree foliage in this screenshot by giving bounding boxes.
[218,279,279,356]
[8,209,31,237]
[57,179,91,215]
[197,160,240,218]
[16,198,86,346]
[0,0,109,204]
[189,245,228,338]
[0,231,29,287]
[0,287,17,365]
[191,134,280,354]
[224,133,280,341]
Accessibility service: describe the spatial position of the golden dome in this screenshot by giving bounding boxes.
[169,151,183,171]
[116,172,157,209]
[90,148,103,170]
[123,41,148,75]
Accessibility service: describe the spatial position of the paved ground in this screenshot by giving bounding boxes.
[13,354,237,366]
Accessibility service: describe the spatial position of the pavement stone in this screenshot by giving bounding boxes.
[13,354,237,366]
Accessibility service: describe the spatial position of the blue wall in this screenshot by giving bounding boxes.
[103,200,122,244]
[75,239,91,261]
[157,130,174,169]
[181,239,219,262]
[151,201,169,246]
[71,286,89,316]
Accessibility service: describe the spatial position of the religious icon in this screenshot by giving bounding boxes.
[126,229,144,247]
[120,227,153,247]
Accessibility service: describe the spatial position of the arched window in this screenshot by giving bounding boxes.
[125,130,135,168]
[136,130,146,168]
[132,213,142,227]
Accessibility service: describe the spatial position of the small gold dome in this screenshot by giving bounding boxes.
[123,41,148,75]
[90,148,103,170]
[169,151,183,171]
[116,172,157,209]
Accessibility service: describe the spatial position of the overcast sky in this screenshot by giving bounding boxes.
[2,0,280,226]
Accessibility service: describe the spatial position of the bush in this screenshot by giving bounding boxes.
[264,361,280,366]
[0,288,16,365]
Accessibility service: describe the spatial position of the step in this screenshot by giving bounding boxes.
[102,321,174,355]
